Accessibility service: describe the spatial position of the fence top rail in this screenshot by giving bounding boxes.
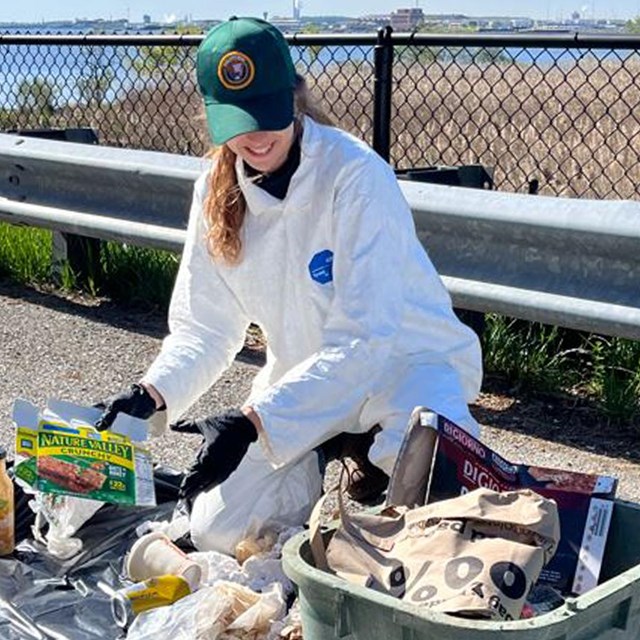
[0,33,207,46]
[389,31,640,49]
[0,33,378,47]
[1,30,640,49]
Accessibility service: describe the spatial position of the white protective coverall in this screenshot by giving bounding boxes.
[143,116,482,553]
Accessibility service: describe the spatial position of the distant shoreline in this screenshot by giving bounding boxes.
[0,25,181,34]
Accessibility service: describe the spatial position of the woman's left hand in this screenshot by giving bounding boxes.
[171,409,258,502]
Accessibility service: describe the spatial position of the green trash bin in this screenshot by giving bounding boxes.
[282,499,640,640]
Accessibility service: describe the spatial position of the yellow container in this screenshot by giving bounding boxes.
[0,445,15,556]
[111,574,192,628]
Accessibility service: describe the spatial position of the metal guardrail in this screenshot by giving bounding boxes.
[0,133,639,339]
[0,133,202,250]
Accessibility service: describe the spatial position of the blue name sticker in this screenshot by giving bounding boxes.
[308,249,334,285]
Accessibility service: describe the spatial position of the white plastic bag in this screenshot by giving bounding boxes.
[31,493,103,559]
[125,528,302,639]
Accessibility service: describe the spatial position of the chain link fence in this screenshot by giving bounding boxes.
[1,32,639,199]
[390,34,640,199]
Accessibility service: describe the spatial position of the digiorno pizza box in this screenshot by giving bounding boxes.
[13,398,155,507]
[420,411,617,596]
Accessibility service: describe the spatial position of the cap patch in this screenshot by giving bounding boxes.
[217,51,255,90]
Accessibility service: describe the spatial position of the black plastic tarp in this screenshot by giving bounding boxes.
[0,466,182,640]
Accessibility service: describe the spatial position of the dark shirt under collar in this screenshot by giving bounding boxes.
[243,134,302,201]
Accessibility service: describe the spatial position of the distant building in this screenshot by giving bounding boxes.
[390,8,424,31]
[510,18,534,30]
[143,14,151,24]
[270,17,303,33]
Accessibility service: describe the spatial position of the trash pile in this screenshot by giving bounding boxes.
[310,406,619,621]
[119,528,303,639]
[2,398,304,639]
[0,400,621,638]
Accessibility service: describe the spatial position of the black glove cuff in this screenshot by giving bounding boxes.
[222,409,259,444]
[95,383,159,431]
[131,383,162,413]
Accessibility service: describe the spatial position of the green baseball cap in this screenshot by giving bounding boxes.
[196,17,296,145]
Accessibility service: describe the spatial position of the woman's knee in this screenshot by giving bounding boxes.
[189,451,323,553]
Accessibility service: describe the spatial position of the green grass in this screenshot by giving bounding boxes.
[482,314,640,428]
[1,221,639,427]
[481,315,577,393]
[100,241,179,309]
[0,223,52,282]
[0,222,179,310]
[586,335,640,425]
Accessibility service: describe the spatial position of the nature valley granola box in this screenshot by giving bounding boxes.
[13,398,155,507]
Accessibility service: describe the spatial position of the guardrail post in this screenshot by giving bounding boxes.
[53,232,102,289]
[373,26,393,162]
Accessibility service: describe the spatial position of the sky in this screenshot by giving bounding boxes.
[3,0,640,24]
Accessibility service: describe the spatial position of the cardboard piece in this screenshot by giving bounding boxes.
[13,398,156,507]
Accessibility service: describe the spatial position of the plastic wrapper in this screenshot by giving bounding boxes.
[126,581,286,640]
[31,493,104,559]
[13,398,154,508]
[11,397,156,559]
[521,583,566,618]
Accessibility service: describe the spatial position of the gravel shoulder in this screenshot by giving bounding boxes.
[2,279,639,504]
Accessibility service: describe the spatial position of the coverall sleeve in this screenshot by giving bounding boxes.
[250,157,418,466]
[142,174,250,427]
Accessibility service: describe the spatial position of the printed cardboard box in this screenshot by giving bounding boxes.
[13,398,155,507]
[389,409,616,596]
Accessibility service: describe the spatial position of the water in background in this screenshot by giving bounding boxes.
[0,28,636,111]
[0,27,182,110]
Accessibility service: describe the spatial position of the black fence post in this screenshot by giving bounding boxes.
[373,26,393,162]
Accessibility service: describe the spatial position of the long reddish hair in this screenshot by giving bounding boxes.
[203,75,334,265]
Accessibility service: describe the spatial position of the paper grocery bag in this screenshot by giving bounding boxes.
[312,485,560,621]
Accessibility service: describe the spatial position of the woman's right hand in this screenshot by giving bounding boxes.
[95,383,162,431]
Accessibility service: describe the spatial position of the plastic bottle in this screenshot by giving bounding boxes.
[0,445,15,555]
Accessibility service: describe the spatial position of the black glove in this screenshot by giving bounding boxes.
[95,383,158,431]
[171,409,258,503]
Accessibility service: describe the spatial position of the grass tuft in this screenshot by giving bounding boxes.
[481,315,578,393]
[586,336,640,426]
[100,242,179,310]
[0,223,52,282]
